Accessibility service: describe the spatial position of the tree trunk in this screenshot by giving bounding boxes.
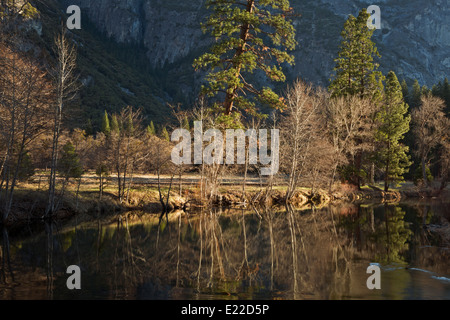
[384,159,390,192]
[421,157,427,187]
[223,0,254,115]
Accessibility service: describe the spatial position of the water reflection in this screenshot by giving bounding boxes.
[0,201,449,300]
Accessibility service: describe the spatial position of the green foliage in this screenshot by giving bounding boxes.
[193,0,297,122]
[161,127,170,142]
[31,1,169,132]
[329,9,384,101]
[374,71,412,190]
[0,1,39,19]
[182,117,190,131]
[413,165,433,186]
[375,206,413,264]
[125,112,134,135]
[431,77,450,115]
[146,121,156,136]
[22,2,39,19]
[410,79,422,109]
[338,165,367,184]
[101,110,111,136]
[401,79,409,105]
[110,114,120,133]
[59,142,83,180]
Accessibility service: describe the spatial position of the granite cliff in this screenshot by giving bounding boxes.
[59,0,449,90]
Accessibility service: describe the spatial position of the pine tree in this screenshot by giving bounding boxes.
[146,121,156,136]
[431,83,441,97]
[182,116,190,130]
[110,114,120,133]
[101,110,110,136]
[193,0,297,124]
[125,112,134,135]
[401,79,409,105]
[421,85,430,97]
[161,127,170,142]
[410,79,422,108]
[59,142,83,181]
[375,71,412,191]
[329,8,384,101]
[328,8,384,188]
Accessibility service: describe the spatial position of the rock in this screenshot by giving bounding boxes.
[60,0,449,89]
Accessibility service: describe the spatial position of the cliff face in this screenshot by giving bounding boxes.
[60,0,449,88]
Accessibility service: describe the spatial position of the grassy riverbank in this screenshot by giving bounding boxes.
[3,172,449,228]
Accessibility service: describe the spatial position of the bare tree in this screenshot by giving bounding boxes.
[280,80,323,200]
[322,95,375,190]
[411,95,449,187]
[169,103,191,197]
[0,43,52,222]
[108,106,144,203]
[46,28,78,217]
[439,137,450,191]
[144,134,175,219]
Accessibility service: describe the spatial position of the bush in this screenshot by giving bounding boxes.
[413,165,433,186]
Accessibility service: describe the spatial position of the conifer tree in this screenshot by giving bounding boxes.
[374,71,412,191]
[147,121,156,136]
[101,110,110,136]
[161,127,170,142]
[401,79,409,105]
[329,8,384,188]
[110,114,120,133]
[193,0,297,124]
[329,9,384,101]
[59,142,83,181]
[421,85,430,97]
[182,116,190,131]
[410,79,422,108]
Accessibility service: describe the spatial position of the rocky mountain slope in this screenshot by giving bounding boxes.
[59,0,449,90]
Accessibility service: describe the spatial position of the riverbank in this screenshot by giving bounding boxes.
[2,174,449,229]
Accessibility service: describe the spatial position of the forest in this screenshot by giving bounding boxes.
[1,1,450,229]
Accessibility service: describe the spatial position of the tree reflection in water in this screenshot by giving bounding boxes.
[0,201,449,300]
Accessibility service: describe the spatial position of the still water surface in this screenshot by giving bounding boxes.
[1,200,449,300]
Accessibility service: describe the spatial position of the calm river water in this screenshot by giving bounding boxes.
[1,199,449,300]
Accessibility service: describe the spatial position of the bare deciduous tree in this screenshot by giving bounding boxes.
[46,28,78,217]
[411,95,449,187]
[0,43,52,222]
[322,95,375,190]
[280,80,325,200]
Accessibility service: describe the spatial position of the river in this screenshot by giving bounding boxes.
[1,199,449,300]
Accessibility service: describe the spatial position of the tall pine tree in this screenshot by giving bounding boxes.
[401,79,409,106]
[193,0,297,124]
[374,71,412,191]
[101,110,111,136]
[110,114,120,133]
[329,8,384,101]
[329,8,384,188]
[410,79,422,109]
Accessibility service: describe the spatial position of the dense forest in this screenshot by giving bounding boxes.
[0,1,449,227]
